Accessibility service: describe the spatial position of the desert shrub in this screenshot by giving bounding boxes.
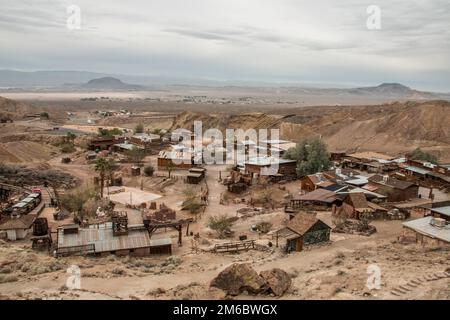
[207,214,234,238]
[255,221,272,234]
[410,147,438,164]
[182,198,202,214]
[182,187,203,214]
[59,185,99,219]
[40,112,49,119]
[82,197,112,218]
[126,146,146,164]
[59,142,76,153]
[144,165,155,177]
[98,127,122,137]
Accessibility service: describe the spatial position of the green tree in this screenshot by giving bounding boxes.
[98,127,122,137]
[95,157,110,198]
[59,132,76,153]
[134,123,144,134]
[410,148,438,164]
[166,162,176,178]
[126,146,146,164]
[59,185,98,221]
[283,138,331,177]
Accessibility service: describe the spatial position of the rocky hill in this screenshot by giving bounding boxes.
[0,96,35,119]
[170,100,450,162]
[169,111,283,132]
[281,100,450,161]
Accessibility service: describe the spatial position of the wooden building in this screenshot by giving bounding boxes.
[89,137,122,151]
[0,214,36,241]
[402,216,450,246]
[186,168,206,184]
[286,189,341,212]
[276,212,331,252]
[366,174,418,202]
[300,173,334,192]
[55,223,172,257]
[342,152,399,173]
[157,151,193,170]
[244,157,297,180]
[334,193,387,220]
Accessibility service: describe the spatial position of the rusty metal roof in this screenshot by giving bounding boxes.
[57,225,153,253]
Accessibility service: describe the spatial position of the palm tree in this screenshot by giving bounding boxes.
[95,157,110,198]
[106,158,118,194]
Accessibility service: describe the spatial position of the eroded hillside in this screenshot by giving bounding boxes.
[169,101,450,162]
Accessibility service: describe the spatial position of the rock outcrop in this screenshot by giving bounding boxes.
[259,268,292,296]
[210,263,267,296]
[210,263,291,296]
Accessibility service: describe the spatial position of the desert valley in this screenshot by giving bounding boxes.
[1,81,450,300]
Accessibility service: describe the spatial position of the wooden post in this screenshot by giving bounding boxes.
[178,226,182,246]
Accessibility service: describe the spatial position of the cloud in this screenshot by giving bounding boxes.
[0,0,449,90]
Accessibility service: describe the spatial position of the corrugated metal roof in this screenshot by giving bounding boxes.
[426,172,450,183]
[114,143,143,150]
[343,187,387,199]
[405,166,430,175]
[431,206,450,217]
[28,193,41,198]
[12,202,28,208]
[245,156,296,166]
[57,226,154,253]
[403,217,450,243]
[345,178,369,186]
[150,238,172,246]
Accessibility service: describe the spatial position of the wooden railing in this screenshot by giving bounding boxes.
[213,240,255,253]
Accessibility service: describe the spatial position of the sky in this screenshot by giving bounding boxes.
[1,0,450,91]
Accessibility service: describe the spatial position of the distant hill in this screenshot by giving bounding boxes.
[79,77,144,90]
[0,96,35,119]
[0,70,449,104]
[349,83,436,99]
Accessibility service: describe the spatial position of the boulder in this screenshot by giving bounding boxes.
[210,263,267,295]
[259,268,292,296]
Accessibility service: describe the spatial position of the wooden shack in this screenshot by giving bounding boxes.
[131,166,141,176]
[366,175,419,202]
[88,137,119,151]
[157,151,193,170]
[0,214,36,241]
[286,189,340,212]
[55,223,172,257]
[276,212,331,252]
[186,168,206,184]
[244,158,297,180]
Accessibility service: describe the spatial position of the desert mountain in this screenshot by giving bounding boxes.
[1,70,449,105]
[78,77,144,90]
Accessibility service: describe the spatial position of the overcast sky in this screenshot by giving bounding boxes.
[1,0,449,90]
